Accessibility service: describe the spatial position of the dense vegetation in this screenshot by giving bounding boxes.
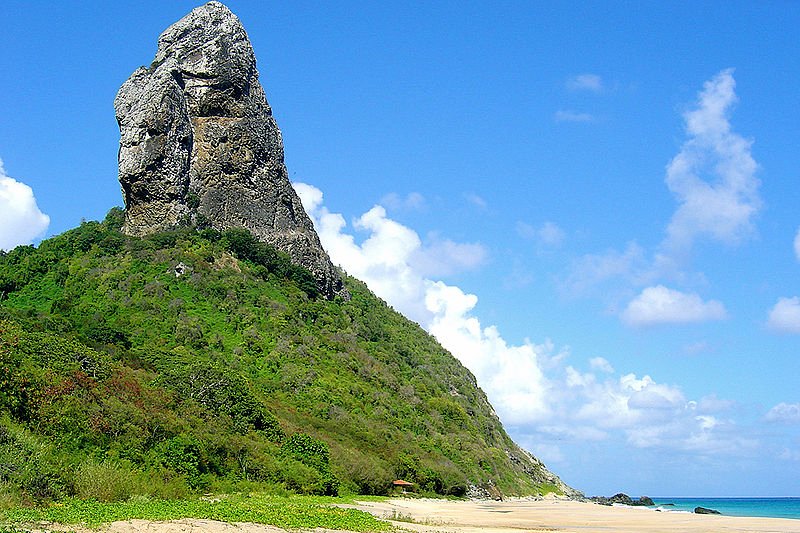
[0,209,558,506]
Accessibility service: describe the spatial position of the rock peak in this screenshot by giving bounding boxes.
[115,2,347,299]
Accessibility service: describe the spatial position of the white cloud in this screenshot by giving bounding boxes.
[567,73,603,92]
[766,403,800,424]
[767,297,800,334]
[517,221,565,247]
[622,285,727,327]
[296,182,554,423]
[589,357,614,374]
[554,110,594,123]
[295,181,747,460]
[411,236,487,278]
[425,281,553,424]
[695,395,735,413]
[794,228,800,261]
[662,68,761,257]
[380,192,426,211]
[528,443,565,464]
[561,242,648,297]
[0,159,50,251]
[560,70,759,313]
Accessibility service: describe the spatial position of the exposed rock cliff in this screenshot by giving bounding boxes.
[115,1,346,299]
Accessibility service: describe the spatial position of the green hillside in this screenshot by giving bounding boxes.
[0,209,567,505]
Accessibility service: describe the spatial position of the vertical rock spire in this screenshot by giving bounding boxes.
[115,2,346,299]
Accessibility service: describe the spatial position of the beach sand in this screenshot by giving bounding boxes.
[347,497,800,533]
[33,497,800,533]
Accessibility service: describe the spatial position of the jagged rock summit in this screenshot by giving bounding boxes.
[115,1,346,299]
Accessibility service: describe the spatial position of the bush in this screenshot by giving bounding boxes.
[154,435,205,490]
[72,459,138,502]
[158,362,284,440]
[281,434,339,496]
[221,228,319,298]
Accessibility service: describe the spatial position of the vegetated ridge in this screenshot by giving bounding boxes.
[0,215,575,502]
[0,0,578,505]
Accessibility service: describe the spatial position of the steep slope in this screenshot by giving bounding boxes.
[0,213,575,503]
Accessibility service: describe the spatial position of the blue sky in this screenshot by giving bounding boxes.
[2,1,799,497]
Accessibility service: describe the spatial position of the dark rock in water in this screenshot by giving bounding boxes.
[591,493,654,506]
[694,506,721,515]
[115,1,346,299]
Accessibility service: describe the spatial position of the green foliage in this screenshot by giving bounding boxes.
[0,209,558,503]
[158,362,283,440]
[0,493,391,531]
[281,434,339,495]
[221,228,319,299]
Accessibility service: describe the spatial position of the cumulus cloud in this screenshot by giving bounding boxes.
[560,242,649,297]
[622,285,727,327]
[554,110,594,123]
[766,403,800,424]
[380,191,426,211]
[559,70,759,331]
[662,68,761,257]
[411,237,487,278]
[426,282,554,424]
[0,159,50,251]
[567,73,603,92]
[766,297,800,334]
[589,357,614,374]
[553,369,751,454]
[295,181,554,422]
[294,181,746,459]
[692,395,736,414]
[561,69,759,318]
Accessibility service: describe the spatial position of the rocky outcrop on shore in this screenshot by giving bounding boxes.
[591,493,655,506]
[694,506,721,514]
[115,1,346,299]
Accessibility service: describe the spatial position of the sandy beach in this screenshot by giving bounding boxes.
[37,497,800,533]
[346,497,800,533]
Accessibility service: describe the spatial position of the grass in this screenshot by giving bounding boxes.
[0,493,393,531]
[383,510,446,526]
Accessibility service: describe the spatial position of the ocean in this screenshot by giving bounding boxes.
[651,498,800,520]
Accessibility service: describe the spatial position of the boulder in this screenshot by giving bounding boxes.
[694,506,721,515]
[591,493,654,506]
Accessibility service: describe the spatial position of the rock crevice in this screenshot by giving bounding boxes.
[115,1,346,299]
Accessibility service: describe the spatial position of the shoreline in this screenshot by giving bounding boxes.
[19,496,800,533]
[345,497,800,533]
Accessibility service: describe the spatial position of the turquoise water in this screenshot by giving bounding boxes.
[651,498,800,519]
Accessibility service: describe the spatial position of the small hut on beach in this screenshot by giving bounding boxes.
[392,479,414,494]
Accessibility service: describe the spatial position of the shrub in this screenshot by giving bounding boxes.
[72,459,137,502]
[281,434,339,495]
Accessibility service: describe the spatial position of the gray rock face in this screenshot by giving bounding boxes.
[115,1,346,299]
